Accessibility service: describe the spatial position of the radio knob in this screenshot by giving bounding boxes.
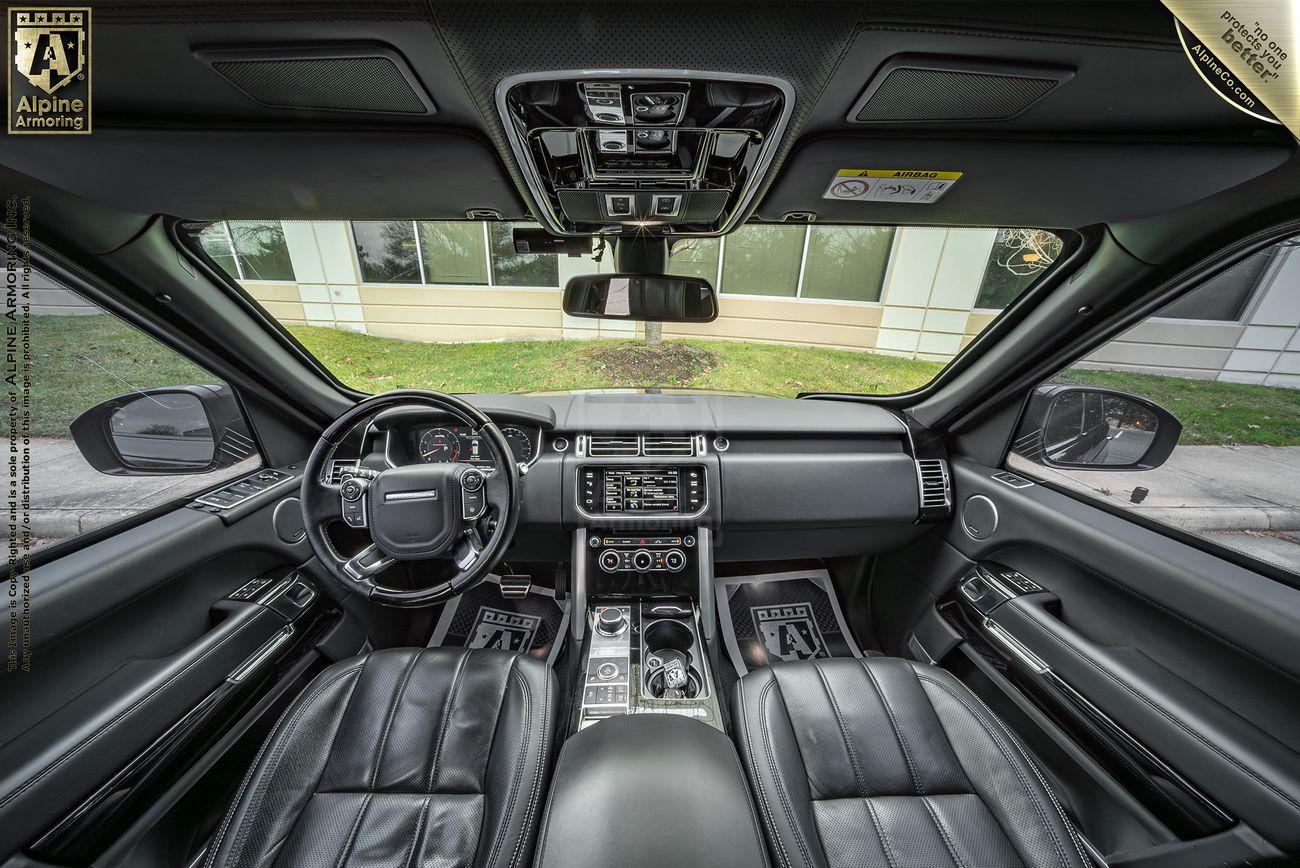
[663,549,686,572]
[598,550,621,572]
[631,549,654,572]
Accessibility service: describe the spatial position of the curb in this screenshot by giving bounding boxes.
[1133,506,1300,533]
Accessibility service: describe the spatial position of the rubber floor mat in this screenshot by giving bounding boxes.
[428,574,568,666]
[715,569,863,676]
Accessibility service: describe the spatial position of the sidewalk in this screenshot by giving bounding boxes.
[1030,445,1300,573]
[27,437,259,548]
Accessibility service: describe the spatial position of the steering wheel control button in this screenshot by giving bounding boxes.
[596,606,627,636]
[461,470,487,520]
[461,470,484,491]
[340,479,364,501]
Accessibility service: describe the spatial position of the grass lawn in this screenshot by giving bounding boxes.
[12,315,1300,448]
[287,325,945,397]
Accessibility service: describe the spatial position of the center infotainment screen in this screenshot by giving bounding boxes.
[604,468,679,512]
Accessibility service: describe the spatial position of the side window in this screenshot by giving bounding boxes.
[1008,239,1300,575]
[13,272,262,556]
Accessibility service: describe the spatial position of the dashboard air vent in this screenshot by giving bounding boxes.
[916,459,951,514]
[587,436,640,457]
[328,459,358,484]
[642,435,695,456]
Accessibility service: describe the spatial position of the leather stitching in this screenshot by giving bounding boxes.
[402,795,432,868]
[0,607,272,814]
[739,678,792,868]
[332,791,373,868]
[864,798,899,868]
[812,660,869,798]
[860,660,923,795]
[920,795,967,868]
[722,699,776,868]
[508,659,549,868]
[940,672,1090,868]
[917,674,1072,868]
[485,664,531,868]
[760,677,817,868]
[425,648,471,791]
[1016,610,1300,815]
[370,648,423,790]
[206,660,365,867]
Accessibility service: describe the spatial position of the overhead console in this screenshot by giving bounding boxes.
[495,70,793,236]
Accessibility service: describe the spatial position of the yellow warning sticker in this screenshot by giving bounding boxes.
[822,168,962,204]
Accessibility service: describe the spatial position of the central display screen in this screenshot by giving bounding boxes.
[604,468,679,512]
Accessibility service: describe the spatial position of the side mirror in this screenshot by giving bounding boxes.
[562,273,719,322]
[1013,385,1181,470]
[70,385,254,476]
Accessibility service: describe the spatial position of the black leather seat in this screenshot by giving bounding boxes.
[205,647,556,868]
[733,657,1093,868]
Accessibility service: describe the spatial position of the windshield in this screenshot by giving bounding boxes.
[199,220,1065,396]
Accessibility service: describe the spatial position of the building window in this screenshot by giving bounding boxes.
[668,238,721,283]
[488,222,560,287]
[418,221,489,285]
[800,226,893,302]
[720,224,805,296]
[198,220,295,282]
[353,220,420,284]
[975,228,1063,310]
[1155,245,1274,321]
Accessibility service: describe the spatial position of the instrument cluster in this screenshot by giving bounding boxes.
[409,424,537,467]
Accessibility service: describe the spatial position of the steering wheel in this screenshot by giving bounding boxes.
[300,390,521,607]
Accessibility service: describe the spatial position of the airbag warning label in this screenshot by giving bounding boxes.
[822,168,961,204]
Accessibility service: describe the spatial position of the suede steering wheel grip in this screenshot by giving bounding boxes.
[299,389,521,608]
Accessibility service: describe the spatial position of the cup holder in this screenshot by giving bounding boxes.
[644,619,693,655]
[643,619,703,700]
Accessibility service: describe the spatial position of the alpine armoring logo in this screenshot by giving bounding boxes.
[8,7,91,134]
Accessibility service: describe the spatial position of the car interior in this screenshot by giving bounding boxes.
[4,2,1300,867]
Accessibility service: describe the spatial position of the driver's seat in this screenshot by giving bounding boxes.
[204,647,556,868]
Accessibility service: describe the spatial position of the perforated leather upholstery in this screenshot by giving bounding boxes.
[733,657,1092,868]
[206,647,556,868]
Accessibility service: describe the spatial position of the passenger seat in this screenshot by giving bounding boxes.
[732,657,1094,868]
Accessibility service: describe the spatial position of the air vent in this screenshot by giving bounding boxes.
[642,435,695,456]
[587,436,641,457]
[916,459,952,514]
[328,459,359,484]
[848,56,1072,124]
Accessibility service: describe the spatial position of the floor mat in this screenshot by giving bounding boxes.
[428,574,569,666]
[715,569,863,677]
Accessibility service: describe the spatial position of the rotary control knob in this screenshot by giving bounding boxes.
[598,550,621,572]
[596,607,626,636]
[631,549,654,572]
[663,549,686,572]
[461,470,484,491]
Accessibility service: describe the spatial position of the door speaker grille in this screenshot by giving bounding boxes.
[198,45,436,115]
[849,57,1072,123]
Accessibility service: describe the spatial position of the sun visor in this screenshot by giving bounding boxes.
[758,136,1293,227]
[0,128,526,221]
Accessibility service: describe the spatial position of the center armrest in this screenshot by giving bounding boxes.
[534,713,770,868]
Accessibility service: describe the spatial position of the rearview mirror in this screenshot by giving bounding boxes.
[1013,385,1182,470]
[562,273,719,322]
[70,385,255,476]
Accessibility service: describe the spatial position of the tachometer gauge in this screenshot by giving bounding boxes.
[501,427,534,464]
[418,427,459,462]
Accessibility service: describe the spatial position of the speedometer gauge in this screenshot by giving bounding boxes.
[418,427,459,462]
[501,427,534,464]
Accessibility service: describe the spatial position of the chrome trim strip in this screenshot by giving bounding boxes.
[494,69,796,237]
[227,625,295,684]
[982,617,1050,674]
[384,489,439,502]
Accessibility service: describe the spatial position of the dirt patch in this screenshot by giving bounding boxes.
[583,341,718,387]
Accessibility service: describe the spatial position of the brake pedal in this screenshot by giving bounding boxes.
[499,574,532,599]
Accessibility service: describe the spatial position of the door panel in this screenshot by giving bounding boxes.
[876,457,1300,863]
[0,485,326,863]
